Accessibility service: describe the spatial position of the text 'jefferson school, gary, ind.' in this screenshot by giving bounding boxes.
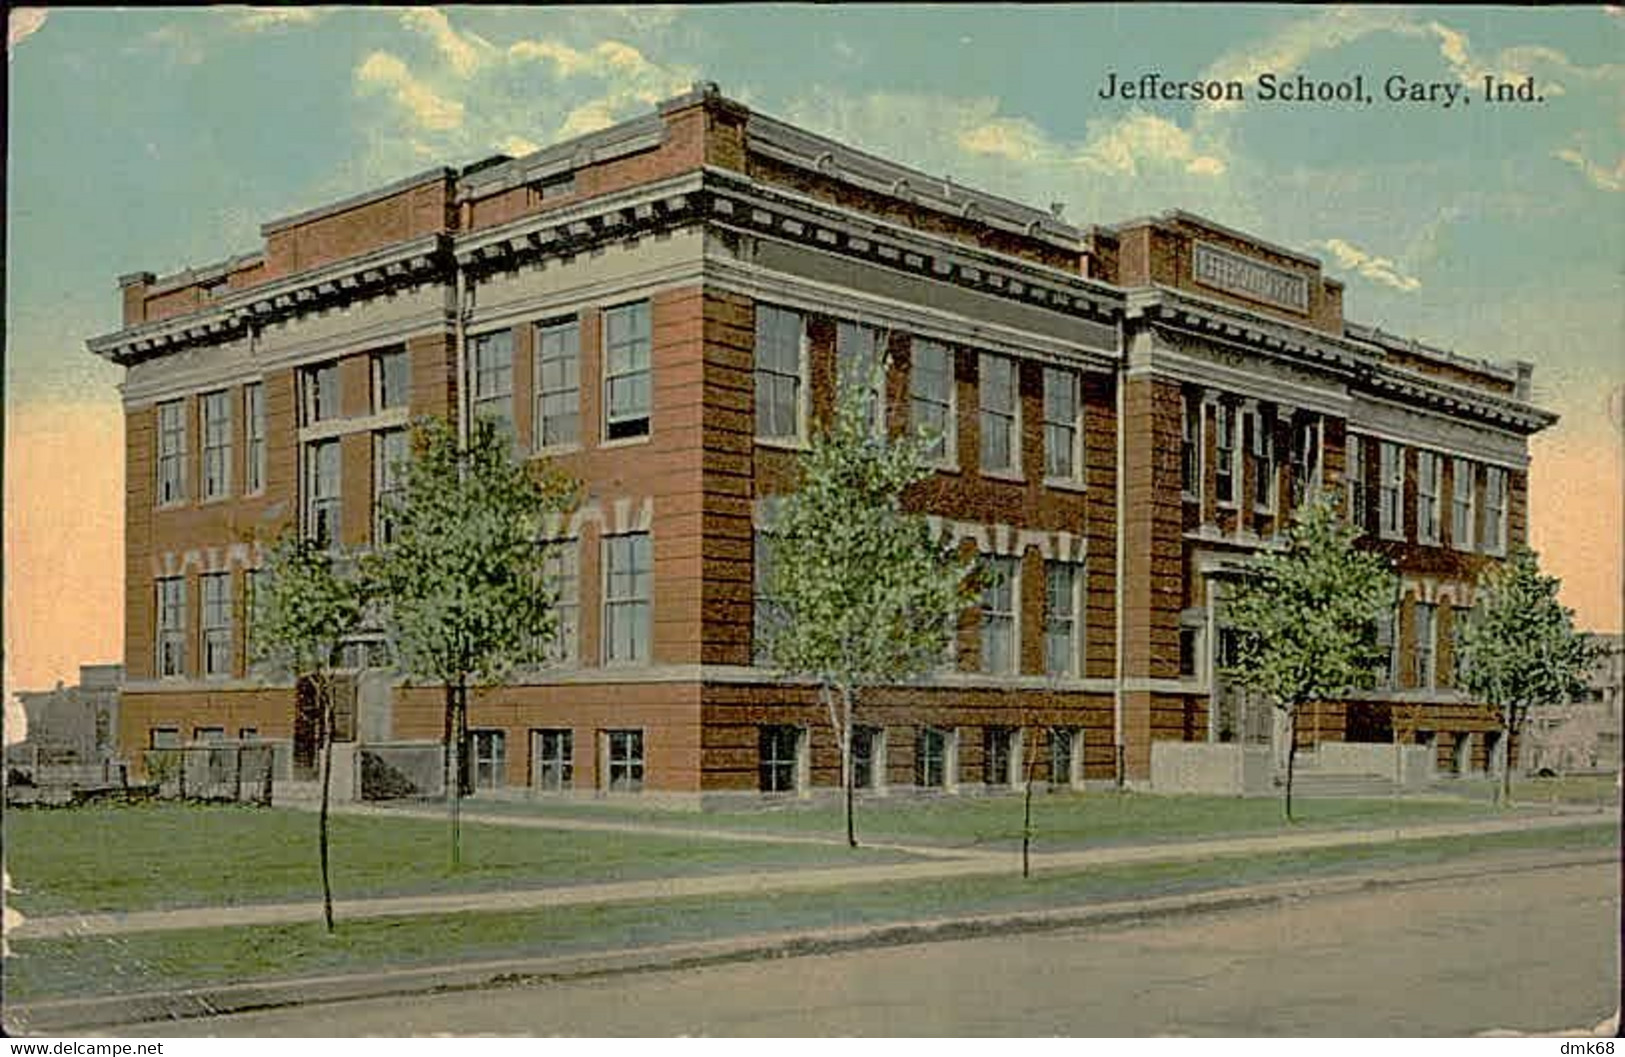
[1097,71,1547,109]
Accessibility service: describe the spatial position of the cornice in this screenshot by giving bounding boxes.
[704,167,1122,329]
[745,113,1083,253]
[89,234,453,367]
[453,170,705,273]
[1126,286,1555,435]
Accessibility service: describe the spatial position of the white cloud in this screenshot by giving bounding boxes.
[340,10,696,189]
[231,8,327,33]
[1074,112,1228,177]
[495,134,541,158]
[1555,146,1625,192]
[1316,237,1423,292]
[1202,6,1417,108]
[355,50,465,132]
[399,7,491,78]
[7,7,46,56]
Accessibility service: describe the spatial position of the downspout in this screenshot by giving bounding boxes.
[454,263,469,445]
[1113,329,1127,787]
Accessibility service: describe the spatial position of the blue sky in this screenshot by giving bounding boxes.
[4,5,1622,693]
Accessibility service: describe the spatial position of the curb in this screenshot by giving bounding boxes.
[5,846,1614,1035]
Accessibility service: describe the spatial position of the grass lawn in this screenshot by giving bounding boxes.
[1512,773,1620,806]
[6,822,1614,1003]
[430,788,1508,850]
[2,802,913,916]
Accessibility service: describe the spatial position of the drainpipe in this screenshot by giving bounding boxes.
[454,262,469,445]
[1113,343,1127,787]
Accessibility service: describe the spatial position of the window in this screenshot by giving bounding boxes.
[156,577,187,677]
[1483,467,1508,554]
[979,556,1018,675]
[194,726,226,744]
[916,727,949,788]
[1215,403,1237,506]
[1453,605,1473,683]
[983,726,1018,788]
[1346,434,1368,530]
[1289,415,1320,508]
[303,440,342,546]
[852,726,883,790]
[1374,606,1398,689]
[604,532,652,664]
[1251,407,1275,511]
[468,330,514,438]
[150,727,180,750]
[1414,602,1437,689]
[752,531,785,666]
[754,306,805,442]
[604,302,652,440]
[244,383,266,494]
[604,729,644,792]
[1379,441,1404,538]
[201,390,232,500]
[1179,625,1200,679]
[1180,394,1201,498]
[157,400,187,505]
[373,429,409,545]
[1043,367,1083,482]
[301,361,341,425]
[533,729,573,791]
[1049,727,1080,787]
[238,728,259,741]
[471,730,506,790]
[910,339,955,464]
[836,321,885,435]
[243,569,260,674]
[201,573,232,678]
[373,349,409,412]
[539,538,580,664]
[1452,459,1476,551]
[1418,452,1442,545]
[535,318,580,448]
[758,726,801,793]
[1043,561,1081,678]
[978,353,1019,474]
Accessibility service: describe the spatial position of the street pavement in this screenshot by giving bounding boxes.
[109,856,1619,1037]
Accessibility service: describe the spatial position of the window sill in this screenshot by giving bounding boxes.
[533,442,583,458]
[1045,476,1087,494]
[981,469,1025,484]
[755,435,809,452]
[199,494,234,508]
[1253,504,1277,517]
[1379,530,1407,543]
[598,433,652,451]
[155,500,189,512]
[1181,491,1200,504]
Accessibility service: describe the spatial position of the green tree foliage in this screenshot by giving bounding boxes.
[251,534,365,931]
[760,362,977,847]
[364,416,577,867]
[1456,543,1595,805]
[1221,489,1397,821]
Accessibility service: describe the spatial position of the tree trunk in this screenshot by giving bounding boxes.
[1284,708,1299,823]
[318,674,336,933]
[1500,707,1517,808]
[445,680,463,870]
[1021,727,1036,880]
[841,684,857,849]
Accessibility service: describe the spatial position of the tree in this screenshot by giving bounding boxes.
[760,363,977,847]
[1221,489,1396,821]
[1455,543,1595,805]
[364,416,577,868]
[251,534,364,932]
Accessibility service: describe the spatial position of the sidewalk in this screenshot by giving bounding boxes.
[10,806,1614,941]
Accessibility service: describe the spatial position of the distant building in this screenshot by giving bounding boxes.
[7,664,123,766]
[1524,633,1623,774]
[87,84,1555,801]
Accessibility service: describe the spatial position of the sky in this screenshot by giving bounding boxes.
[5,5,1623,703]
